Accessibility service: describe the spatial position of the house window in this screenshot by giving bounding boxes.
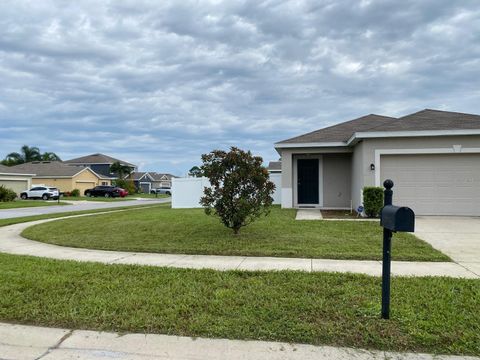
[101,181,108,185]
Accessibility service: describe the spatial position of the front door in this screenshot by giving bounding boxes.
[297,159,319,204]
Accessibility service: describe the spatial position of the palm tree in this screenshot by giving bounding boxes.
[110,161,134,179]
[4,145,41,165]
[41,152,62,161]
[2,145,62,166]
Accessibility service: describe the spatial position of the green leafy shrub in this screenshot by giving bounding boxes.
[363,187,383,218]
[71,189,80,197]
[0,185,17,202]
[114,179,136,194]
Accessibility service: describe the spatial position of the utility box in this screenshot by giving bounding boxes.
[380,205,415,232]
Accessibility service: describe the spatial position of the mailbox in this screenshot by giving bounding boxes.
[380,205,415,232]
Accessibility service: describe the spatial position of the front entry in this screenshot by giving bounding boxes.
[297,159,319,204]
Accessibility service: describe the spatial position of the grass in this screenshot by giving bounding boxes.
[0,253,478,355]
[130,193,170,199]
[0,204,169,228]
[0,200,69,209]
[22,206,449,261]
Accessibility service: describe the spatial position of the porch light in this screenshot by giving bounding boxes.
[370,163,375,171]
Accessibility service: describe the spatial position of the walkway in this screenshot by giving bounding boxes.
[2,322,478,360]
[0,198,170,219]
[0,213,477,278]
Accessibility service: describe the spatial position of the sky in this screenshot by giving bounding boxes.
[0,0,479,175]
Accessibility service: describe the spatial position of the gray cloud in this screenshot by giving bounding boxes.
[1,0,479,174]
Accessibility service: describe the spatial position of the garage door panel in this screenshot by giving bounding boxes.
[0,180,29,194]
[381,154,480,216]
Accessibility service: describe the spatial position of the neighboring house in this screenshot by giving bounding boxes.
[0,164,34,194]
[127,172,178,193]
[9,161,113,194]
[267,161,282,174]
[274,109,480,216]
[64,153,137,177]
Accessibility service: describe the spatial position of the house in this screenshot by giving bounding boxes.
[267,161,282,174]
[64,153,137,177]
[9,161,113,194]
[0,164,34,194]
[128,172,178,193]
[274,109,480,216]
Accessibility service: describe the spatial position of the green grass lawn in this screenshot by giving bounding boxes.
[22,206,448,261]
[0,200,69,209]
[129,193,170,199]
[0,253,477,355]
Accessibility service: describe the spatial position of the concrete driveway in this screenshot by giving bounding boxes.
[415,216,480,277]
[0,198,170,219]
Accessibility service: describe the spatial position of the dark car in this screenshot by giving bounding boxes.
[84,186,121,198]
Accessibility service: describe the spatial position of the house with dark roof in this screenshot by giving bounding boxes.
[274,109,480,216]
[127,172,178,193]
[9,161,113,194]
[64,153,137,177]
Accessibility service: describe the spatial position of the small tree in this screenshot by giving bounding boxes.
[200,147,275,235]
[188,166,202,177]
[110,161,133,179]
[363,187,383,217]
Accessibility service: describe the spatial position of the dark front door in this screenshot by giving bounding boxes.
[297,159,319,204]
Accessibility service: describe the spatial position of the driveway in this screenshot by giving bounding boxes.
[0,198,170,219]
[415,216,480,277]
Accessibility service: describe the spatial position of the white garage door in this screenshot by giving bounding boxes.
[380,154,480,216]
[0,179,29,194]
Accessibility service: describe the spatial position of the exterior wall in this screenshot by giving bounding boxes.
[350,141,365,211]
[74,169,103,194]
[0,174,32,194]
[322,154,352,208]
[279,147,352,208]
[269,173,282,205]
[33,178,73,192]
[352,135,480,208]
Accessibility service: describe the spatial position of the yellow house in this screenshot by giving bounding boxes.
[10,161,113,195]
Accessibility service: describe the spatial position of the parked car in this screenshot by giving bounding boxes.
[150,187,172,195]
[118,188,128,197]
[20,186,59,200]
[84,186,121,198]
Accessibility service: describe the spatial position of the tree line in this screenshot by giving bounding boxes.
[1,145,61,166]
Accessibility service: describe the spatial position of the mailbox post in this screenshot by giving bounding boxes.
[380,179,415,319]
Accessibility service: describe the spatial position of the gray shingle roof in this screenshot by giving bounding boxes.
[128,172,177,181]
[276,109,480,145]
[0,164,35,175]
[9,161,86,177]
[277,114,395,144]
[267,161,281,171]
[64,153,135,167]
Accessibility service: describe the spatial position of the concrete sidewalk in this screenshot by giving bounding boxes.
[0,213,477,278]
[1,322,478,360]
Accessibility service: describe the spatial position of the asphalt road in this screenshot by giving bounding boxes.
[0,198,170,219]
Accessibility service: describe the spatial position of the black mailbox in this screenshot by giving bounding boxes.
[381,205,415,232]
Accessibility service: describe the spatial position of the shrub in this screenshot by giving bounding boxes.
[71,189,80,197]
[0,185,17,202]
[200,147,275,235]
[63,191,72,197]
[114,179,136,194]
[363,187,383,218]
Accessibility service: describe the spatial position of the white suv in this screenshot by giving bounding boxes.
[20,186,59,200]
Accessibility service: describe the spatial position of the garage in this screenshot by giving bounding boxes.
[0,179,30,194]
[75,181,96,195]
[380,153,480,216]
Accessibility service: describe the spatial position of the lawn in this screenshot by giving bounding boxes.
[22,206,449,261]
[130,193,170,199]
[0,200,69,209]
[0,253,478,355]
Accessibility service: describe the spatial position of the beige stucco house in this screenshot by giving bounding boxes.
[10,161,113,194]
[274,109,480,216]
[0,164,34,194]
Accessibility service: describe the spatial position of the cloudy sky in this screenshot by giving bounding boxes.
[0,1,479,174]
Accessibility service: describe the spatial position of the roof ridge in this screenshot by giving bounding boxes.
[399,108,480,119]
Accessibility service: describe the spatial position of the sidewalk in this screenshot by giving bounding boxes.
[1,322,478,360]
[0,213,477,278]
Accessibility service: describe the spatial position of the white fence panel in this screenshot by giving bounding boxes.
[172,177,210,208]
[269,173,281,205]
